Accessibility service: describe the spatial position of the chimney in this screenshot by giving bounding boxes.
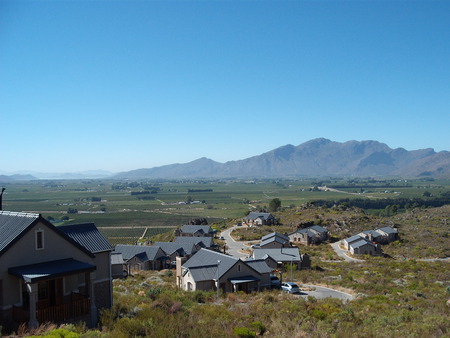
[0,187,5,211]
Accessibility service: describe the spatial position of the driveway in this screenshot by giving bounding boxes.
[297,284,354,301]
[220,226,249,259]
[330,241,365,262]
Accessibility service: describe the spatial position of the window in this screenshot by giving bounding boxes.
[35,229,44,250]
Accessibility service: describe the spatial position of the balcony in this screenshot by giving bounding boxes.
[13,292,90,324]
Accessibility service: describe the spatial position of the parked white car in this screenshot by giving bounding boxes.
[281,282,300,294]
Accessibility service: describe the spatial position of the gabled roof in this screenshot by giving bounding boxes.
[359,230,382,239]
[188,265,219,282]
[344,235,364,244]
[252,247,301,262]
[114,244,165,261]
[153,242,186,256]
[0,211,40,253]
[245,212,274,221]
[376,226,398,235]
[349,239,376,250]
[0,211,95,258]
[244,259,272,274]
[260,236,288,247]
[111,252,125,265]
[261,232,289,242]
[309,225,328,234]
[183,248,238,279]
[180,225,212,235]
[290,225,327,237]
[175,236,213,248]
[58,223,113,254]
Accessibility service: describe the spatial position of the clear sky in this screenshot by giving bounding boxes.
[1,0,449,174]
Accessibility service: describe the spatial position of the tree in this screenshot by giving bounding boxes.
[269,198,281,212]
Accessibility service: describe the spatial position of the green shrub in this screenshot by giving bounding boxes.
[234,326,256,337]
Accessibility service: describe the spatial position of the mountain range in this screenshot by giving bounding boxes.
[115,138,450,179]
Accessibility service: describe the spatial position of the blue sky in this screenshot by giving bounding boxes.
[1,0,449,174]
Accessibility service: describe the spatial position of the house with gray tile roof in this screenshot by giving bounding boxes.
[174,236,215,253]
[243,212,275,226]
[0,211,112,330]
[343,235,365,250]
[260,232,291,248]
[252,247,304,270]
[175,224,214,237]
[114,244,168,271]
[289,225,329,245]
[153,242,187,263]
[177,249,271,293]
[348,239,379,256]
[110,253,126,279]
[375,226,398,243]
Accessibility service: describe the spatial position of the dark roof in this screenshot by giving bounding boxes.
[360,230,382,239]
[261,232,289,242]
[252,248,301,262]
[344,235,365,244]
[188,265,219,282]
[183,248,238,279]
[180,225,212,235]
[114,244,165,261]
[229,276,261,284]
[0,211,40,253]
[245,212,274,221]
[309,225,328,234]
[9,258,96,283]
[0,211,95,258]
[175,236,213,248]
[349,239,376,250]
[244,259,272,274]
[58,223,113,254]
[153,242,186,256]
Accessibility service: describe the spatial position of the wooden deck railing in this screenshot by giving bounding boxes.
[13,293,90,324]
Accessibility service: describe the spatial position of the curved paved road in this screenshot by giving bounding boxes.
[221,226,355,301]
[220,226,250,258]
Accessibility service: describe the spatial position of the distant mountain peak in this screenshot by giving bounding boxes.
[114,139,450,179]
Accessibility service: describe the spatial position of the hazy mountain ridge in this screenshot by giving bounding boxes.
[115,138,450,179]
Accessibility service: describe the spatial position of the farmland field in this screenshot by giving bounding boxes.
[2,177,450,243]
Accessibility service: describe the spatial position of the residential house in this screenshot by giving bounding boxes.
[0,211,112,330]
[243,212,275,226]
[357,230,383,243]
[260,232,291,249]
[177,249,270,293]
[289,225,329,245]
[374,226,398,244]
[110,253,126,279]
[153,242,187,265]
[174,225,214,237]
[252,247,311,270]
[114,244,168,273]
[348,239,379,256]
[174,236,215,253]
[343,235,365,251]
[358,226,398,245]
